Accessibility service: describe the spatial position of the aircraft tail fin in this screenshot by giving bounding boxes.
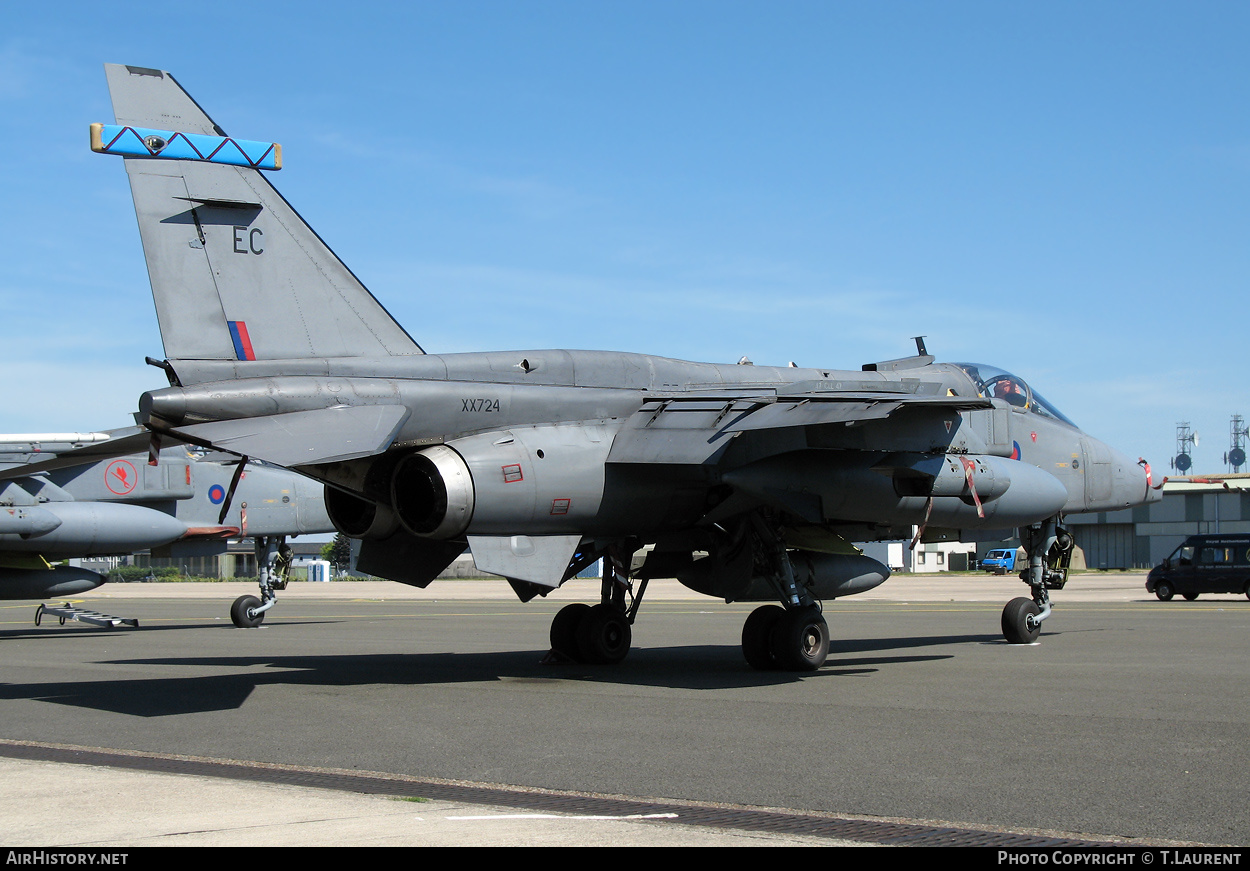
[101,64,423,366]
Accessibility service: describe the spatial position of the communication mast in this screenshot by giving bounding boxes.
[1172,422,1197,473]
[1224,415,1247,472]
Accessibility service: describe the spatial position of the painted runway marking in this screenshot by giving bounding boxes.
[448,813,679,821]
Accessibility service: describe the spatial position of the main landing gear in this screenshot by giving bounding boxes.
[1001,516,1072,644]
[230,536,292,628]
[545,519,830,672]
[547,545,643,664]
[740,515,829,671]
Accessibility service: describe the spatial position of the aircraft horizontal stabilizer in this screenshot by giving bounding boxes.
[90,123,281,170]
[156,405,411,467]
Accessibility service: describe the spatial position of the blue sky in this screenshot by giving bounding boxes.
[1,2,1247,474]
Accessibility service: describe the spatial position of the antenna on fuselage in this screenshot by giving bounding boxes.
[912,336,928,356]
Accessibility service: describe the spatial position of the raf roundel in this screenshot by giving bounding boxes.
[208,484,227,505]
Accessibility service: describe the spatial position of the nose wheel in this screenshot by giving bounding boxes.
[229,536,290,628]
[1001,516,1068,644]
[230,594,264,628]
[1001,597,1042,644]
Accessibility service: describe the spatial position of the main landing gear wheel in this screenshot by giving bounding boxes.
[771,606,830,671]
[742,605,829,672]
[230,595,264,628]
[549,603,591,662]
[548,603,631,664]
[576,603,632,664]
[1154,580,1175,602]
[741,605,784,670]
[1002,597,1041,644]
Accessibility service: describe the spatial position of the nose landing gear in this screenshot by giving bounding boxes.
[1001,517,1071,644]
[230,536,292,628]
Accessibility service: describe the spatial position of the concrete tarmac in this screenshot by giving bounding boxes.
[0,756,848,847]
[1,572,1244,847]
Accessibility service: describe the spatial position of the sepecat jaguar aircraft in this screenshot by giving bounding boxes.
[86,63,1160,670]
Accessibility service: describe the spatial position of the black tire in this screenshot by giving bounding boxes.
[1002,597,1041,644]
[1155,580,1175,602]
[769,606,829,672]
[575,603,632,665]
[230,595,264,628]
[1182,592,1199,601]
[1245,582,1250,602]
[549,603,591,662]
[742,605,785,670]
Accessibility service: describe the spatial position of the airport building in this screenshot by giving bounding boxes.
[1065,474,1250,570]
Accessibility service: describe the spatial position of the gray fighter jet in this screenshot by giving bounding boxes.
[0,429,331,603]
[88,63,1160,669]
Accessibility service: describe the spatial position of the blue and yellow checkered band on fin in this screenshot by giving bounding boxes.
[90,123,282,171]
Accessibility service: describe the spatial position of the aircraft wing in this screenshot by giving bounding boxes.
[153,405,411,467]
[0,427,153,481]
[608,392,992,465]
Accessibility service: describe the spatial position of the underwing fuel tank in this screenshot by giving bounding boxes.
[678,551,890,602]
[3,566,106,599]
[723,452,1068,529]
[0,506,63,538]
[0,502,189,557]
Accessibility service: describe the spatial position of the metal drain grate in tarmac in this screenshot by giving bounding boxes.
[0,740,1116,847]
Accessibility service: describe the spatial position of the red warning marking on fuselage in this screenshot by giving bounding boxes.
[502,464,523,483]
[105,459,138,495]
[550,499,571,515]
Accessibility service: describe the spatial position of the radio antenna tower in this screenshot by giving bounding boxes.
[1224,415,1247,472]
[1172,422,1197,473]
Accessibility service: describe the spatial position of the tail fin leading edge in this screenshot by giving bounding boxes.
[102,64,423,364]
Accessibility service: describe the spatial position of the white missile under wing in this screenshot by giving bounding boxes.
[91,63,1160,667]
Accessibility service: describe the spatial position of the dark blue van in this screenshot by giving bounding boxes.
[1146,534,1250,601]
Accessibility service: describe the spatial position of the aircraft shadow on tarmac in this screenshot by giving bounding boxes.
[0,632,997,717]
[0,619,345,640]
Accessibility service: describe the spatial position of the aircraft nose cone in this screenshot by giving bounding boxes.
[1102,445,1160,510]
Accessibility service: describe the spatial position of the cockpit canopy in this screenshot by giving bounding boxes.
[953,363,1076,427]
